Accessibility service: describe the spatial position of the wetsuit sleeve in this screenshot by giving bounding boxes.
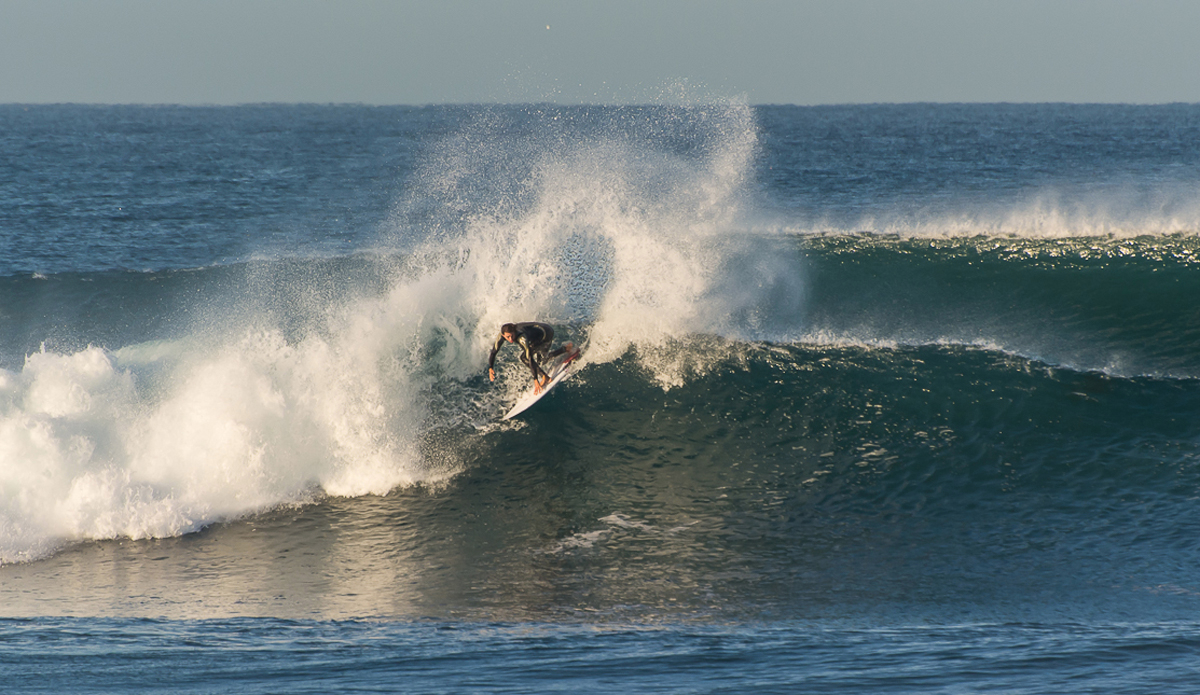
[488,333,506,370]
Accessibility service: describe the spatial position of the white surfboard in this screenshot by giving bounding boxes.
[502,346,582,420]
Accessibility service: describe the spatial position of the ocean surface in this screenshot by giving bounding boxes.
[2,102,1200,692]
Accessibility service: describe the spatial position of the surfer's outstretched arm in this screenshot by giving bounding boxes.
[487,332,507,381]
[487,340,501,381]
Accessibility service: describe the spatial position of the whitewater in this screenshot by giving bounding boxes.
[2,102,1200,693]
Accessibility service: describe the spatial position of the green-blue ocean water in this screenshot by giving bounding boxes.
[2,104,1200,693]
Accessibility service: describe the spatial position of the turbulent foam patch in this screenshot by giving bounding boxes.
[0,309,436,563]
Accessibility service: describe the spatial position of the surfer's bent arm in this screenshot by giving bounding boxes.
[519,337,549,382]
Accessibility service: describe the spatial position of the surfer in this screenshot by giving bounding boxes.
[488,322,573,395]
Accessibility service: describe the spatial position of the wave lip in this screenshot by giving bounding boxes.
[794,232,1200,379]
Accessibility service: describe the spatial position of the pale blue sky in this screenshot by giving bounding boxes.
[2,0,1199,104]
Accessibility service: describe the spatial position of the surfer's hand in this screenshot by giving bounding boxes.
[489,368,495,382]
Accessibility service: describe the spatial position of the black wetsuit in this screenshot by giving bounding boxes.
[488,322,561,382]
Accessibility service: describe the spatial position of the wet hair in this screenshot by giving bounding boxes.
[500,323,517,336]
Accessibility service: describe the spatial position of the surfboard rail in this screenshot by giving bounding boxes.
[501,346,581,420]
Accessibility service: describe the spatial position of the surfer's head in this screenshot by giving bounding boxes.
[500,323,517,342]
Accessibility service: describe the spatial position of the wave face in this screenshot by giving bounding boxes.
[1,104,1200,625]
